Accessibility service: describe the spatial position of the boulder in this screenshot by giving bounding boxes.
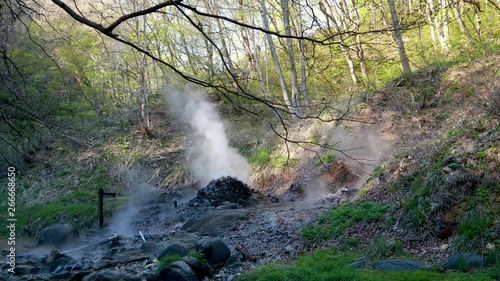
[141,241,159,254]
[182,257,212,280]
[195,238,231,268]
[157,260,198,281]
[13,265,36,275]
[82,269,141,281]
[36,224,79,247]
[348,260,367,269]
[43,251,73,272]
[158,243,192,260]
[445,253,486,269]
[372,260,425,271]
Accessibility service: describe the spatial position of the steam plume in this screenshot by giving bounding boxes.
[166,88,251,186]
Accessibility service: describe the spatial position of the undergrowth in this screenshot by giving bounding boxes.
[302,202,390,243]
[238,248,495,281]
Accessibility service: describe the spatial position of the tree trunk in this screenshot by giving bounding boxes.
[295,2,310,115]
[133,0,151,135]
[349,0,369,85]
[261,0,294,114]
[388,0,412,80]
[281,0,302,117]
[474,8,482,41]
[319,1,359,86]
[439,0,450,50]
[453,0,474,42]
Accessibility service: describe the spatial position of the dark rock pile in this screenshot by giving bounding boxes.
[189,176,252,207]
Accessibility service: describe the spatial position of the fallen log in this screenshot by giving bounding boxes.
[235,245,257,262]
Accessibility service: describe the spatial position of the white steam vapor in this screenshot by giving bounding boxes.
[166,88,251,186]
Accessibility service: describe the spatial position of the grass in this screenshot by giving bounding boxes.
[155,250,207,275]
[238,248,495,281]
[302,202,390,243]
[0,202,96,237]
[320,153,336,164]
[249,148,298,169]
[156,254,183,275]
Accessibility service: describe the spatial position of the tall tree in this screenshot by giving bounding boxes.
[281,0,302,117]
[260,0,294,114]
[388,0,412,80]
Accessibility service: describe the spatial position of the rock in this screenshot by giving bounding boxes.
[158,243,192,260]
[141,241,160,254]
[14,265,35,275]
[182,209,249,236]
[82,269,141,281]
[196,238,231,268]
[183,257,212,280]
[372,260,425,271]
[189,176,252,207]
[439,244,449,251]
[43,251,74,272]
[157,260,198,281]
[36,224,79,247]
[50,271,87,280]
[445,253,486,269]
[225,253,242,266]
[348,260,367,269]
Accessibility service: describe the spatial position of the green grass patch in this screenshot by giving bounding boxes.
[0,203,96,238]
[156,254,183,275]
[302,202,390,243]
[238,248,494,281]
[249,148,272,165]
[155,250,207,275]
[366,237,405,259]
[320,153,336,164]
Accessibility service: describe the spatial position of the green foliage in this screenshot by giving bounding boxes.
[310,136,320,145]
[340,237,361,251]
[187,249,208,264]
[454,209,494,253]
[372,165,386,178]
[270,155,298,168]
[249,149,272,165]
[320,153,336,164]
[153,243,207,275]
[302,202,390,243]
[249,148,298,169]
[238,248,494,281]
[0,202,95,237]
[156,255,183,275]
[366,237,404,260]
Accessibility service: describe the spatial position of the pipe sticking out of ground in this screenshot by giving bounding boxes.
[60,233,119,255]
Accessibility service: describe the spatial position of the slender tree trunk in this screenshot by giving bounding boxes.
[203,1,215,83]
[453,0,474,42]
[261,0,294,114]
[295,3,310,114]
[439,0,450,50]
[388,0,412,80]
[349,0,369,85]
[319,1,359,86]
[474,8,482,41]
[281,0,302,117]
[139,12,151,135]
[426,1,438,47]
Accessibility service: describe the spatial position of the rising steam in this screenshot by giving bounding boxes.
[166,88,251,186]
